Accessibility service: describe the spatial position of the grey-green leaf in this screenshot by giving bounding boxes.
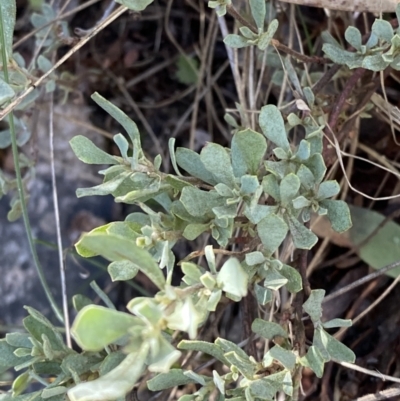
[0,78,15,104]
[303,289,325,323]
[257,214,288,255]
[108,260,139,281]
[176,147,217,185]
[200,143,235,186]
[250,0,266,30]
[251,318,288,340]
[268,345,296,370]
[70,136,118,165]
[258,20,278,50]
[372,19,393,43]
[0,0,16,60]
[323,318,352,329]
[224,34,249,48]
[320,328,356,363]
[317,180,340,200]
[279,264,302,293]
[178,340,229,366]
[344,26,362,51]
[231,129,267,176]
[299,346,325,378]
[320,199,352,233]
[287,215,318,250]
[259,105,290,151]
[147,369,196,391]
[280,173,300,205]
[91,93,141,166]
[114,0,154,11]
[77,233,165,289]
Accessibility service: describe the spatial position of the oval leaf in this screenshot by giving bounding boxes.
[71,305,141,351]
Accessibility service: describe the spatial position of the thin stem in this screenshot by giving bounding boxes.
[226,4,327,64]
[0,6,63,322]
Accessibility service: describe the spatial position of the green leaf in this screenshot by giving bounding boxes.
[114,0,154,11]
[372,19,393,42]
[166,297,203,339]
[181,186,225,217]
[344,26,362,50]
[41,387,67,399]
[0,340,30,375]
[71,305,142,351]
[37,54,52,73]
[297,164,316,190]
[251,318,288,340]
[268,345,296,370]
[175,55,199,85]
[280,173,300,205]
[223,34,249,48]
[299,346,325,378]
[0,78,15,104]
[176,147,217,185]
[250,0,265,30]
[245,251,265,266]
[240,26,256,39]
[362,54,388,71]
[279,264,302,293]
[147,369,196,391]
[76,233,166,289]
[317,327,355,363]
[292,195,311,209]
[254,284,272,305]
[6,333,32,349]
[262,174,280,201]
[295,140,310,161]
[99,351,127,376]
[146,335,182,373]
[259,105,290,151]
[108,260,139,281]
[70,136,118,165]
[67,348,148,401]
[183,223,209,240]
[258,19,278,50]
[286,215,318,249]
[257,214,288,255]
[215,338,249,361]
[23,307,66,351]
[323,319,352,329]
[305,153,326,185]
[72,294,92,312]
[178,340,229,366]
[217,258,248,299]
[317,180,340,199]
[91,92,141,167]
[249,378,276,400]
[0,0,16,60]
[12,371,30,396]
[200,143,235,186]
[263,267,288,290]
[231,129,267,176]
[320,199,352,233]
[322,44,363,68]
[346,205,400,277]
[76,172,130,198]
[224,351,255,379]
[303,289,325,323]
[213,370,225,394]
[114,133,130,159]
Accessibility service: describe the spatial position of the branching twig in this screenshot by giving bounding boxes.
[226,4,327,64]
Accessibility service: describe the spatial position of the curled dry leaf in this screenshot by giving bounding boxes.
[278,0,399,12]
